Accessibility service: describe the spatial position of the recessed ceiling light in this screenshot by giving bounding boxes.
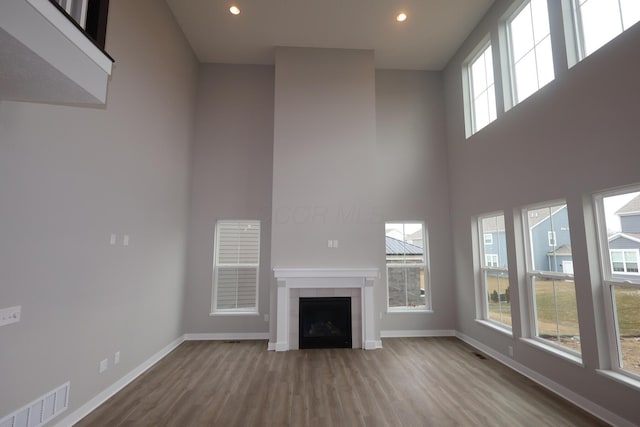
[396,12,407,22]
[229,5,240,15]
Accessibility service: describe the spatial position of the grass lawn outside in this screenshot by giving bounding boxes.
[485,276,640,375]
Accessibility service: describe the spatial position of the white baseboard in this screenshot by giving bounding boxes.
[184,332,270,341]
[267,342,277,351]
[380,329,456,338]
[455,332,634,427]
[375,340,383,349]
[54,336,185,427]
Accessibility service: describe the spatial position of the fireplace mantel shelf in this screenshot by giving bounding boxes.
[273,267,379,351]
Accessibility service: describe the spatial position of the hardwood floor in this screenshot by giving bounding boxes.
[77,338,607,426]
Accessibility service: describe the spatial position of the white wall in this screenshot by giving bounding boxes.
[183,64,274,334]
[375,70,455,333]
[443,0,640,423]
[0,0,197,418]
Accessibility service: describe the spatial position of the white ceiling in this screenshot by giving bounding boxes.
[165,0,494,70]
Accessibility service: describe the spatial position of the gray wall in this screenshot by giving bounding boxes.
[443,0,640,423]
[0,0,197,418]
[375,70,454,332]
[183,64,274,334]
[271,48,381,268]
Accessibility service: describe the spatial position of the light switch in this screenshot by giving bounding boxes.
[123,235,130,246]
[110,234,117,245]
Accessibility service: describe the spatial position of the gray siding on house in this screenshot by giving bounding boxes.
[529,207,571,272]
[609,235,640,250]
[620,215,640,233]
[483,231,508,268]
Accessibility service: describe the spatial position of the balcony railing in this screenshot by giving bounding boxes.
[49,0,110,51]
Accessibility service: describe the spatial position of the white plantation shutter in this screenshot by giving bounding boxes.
[213,221,260,312]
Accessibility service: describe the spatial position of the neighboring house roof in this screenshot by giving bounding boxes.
[609,233,640,244]
[547,244,572,256]
[406,229,423,241]
[481,215,505,233]
[386,236,423,255]
[529,205,566,229]
[616,194,640,216]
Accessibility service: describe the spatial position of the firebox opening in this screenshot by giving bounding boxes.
[299,297,352,349]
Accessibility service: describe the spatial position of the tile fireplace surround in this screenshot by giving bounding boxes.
[272,268,379,351]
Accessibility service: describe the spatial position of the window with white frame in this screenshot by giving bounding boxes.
[466,42,497,135]
[572,0,640,61]
[485,254,499,268]
[212,220,260,314]
[478,213,512,328]
[611,250,640,274]
[506,0,555,105]
[595,187,640,379]
[385,222,430,311]
[523,201,581,355]
[484,233,493,245]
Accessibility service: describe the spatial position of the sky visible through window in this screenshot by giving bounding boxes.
[578,0,640,57]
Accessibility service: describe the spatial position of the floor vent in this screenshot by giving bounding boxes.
[0,382,69,427]
[473,352,487,360]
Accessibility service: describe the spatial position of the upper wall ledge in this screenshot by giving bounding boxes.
[0,0,113,104]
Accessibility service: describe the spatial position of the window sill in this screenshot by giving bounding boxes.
[520,338,584,367]
[387,309,433,314]
[596,369,640,392]
[475,319,513,337]
[210,311,259,317]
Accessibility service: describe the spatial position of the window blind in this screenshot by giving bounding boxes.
[213,221,260,311]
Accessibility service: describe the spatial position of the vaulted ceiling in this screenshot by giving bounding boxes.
[166,0,494,70]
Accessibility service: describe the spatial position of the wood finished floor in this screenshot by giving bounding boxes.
[77,338,607,427]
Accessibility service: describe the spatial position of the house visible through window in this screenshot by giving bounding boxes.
[595,188,640,379]
[385,222,430,311]
[467,42,497,135]
[478,213,511,329]
[523,202,581,356]
[212,220,260,314]
[507,0,554,105]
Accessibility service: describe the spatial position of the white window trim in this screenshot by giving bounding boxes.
[522,201,582,359]
[505,0,555,107]
[385,221,431,313]
[463,36,496,138]
[477,212,512,332]
[211,220,260,315]
[594,188,640,384]
[485,254,499,267]
[548,230,557,247]
[484,233,493,245]
[569,0,637,64]
[609,249,640,274]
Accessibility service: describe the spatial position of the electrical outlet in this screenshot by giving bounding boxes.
[264,314,269,322]
[508,346,514,357]
[99,359,108,373]
[114,351,120,365]
[0,306,21,327]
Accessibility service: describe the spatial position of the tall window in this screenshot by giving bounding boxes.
[573,0,640,60]
[385,222,430,311]
[523,202,581,355]
[507,0,555,104]
[478,213,511,328]
[595,187,640,379]
[467,42,497,135]
[212,220,260,314]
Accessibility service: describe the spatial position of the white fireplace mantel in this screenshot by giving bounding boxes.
[273,267,379,351]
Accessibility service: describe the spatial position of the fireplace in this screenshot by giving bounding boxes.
[272,268,379,351]
[299,297,352,349]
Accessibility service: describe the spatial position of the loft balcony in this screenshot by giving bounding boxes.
[0,0,113,105]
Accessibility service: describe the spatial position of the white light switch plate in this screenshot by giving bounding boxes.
[0,306,21,327]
